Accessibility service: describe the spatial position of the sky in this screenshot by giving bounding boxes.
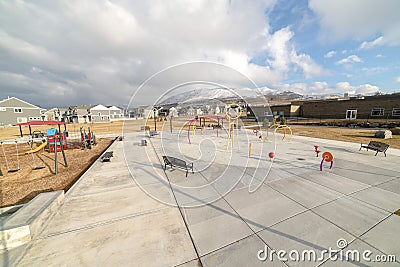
[0,0,400,108]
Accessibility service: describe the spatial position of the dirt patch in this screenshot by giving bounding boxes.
[0,138,114,208]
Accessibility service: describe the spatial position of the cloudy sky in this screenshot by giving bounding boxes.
[1,0,400,108]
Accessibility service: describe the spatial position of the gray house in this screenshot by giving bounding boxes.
[107,105,123,120]
[89,104,110,122]
[43,108,67,121]
[63,105,92,123]
[0,97,42,126]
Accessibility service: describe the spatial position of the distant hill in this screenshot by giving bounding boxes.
[159,87,303,105]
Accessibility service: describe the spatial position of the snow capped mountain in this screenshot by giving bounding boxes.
[159,86,282,105]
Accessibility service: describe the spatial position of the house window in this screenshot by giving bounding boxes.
[0,107,6,112]
[264,111,269,116]
[371,108,384,116]
[273,111,277,115]
[279,111,284,116]
[98,112,101,116]
[392,108,400,117]
[17,117,27,123]
[14,108,22,113]
[346,109,357,120]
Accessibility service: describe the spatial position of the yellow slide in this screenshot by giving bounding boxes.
[25,141,48,154]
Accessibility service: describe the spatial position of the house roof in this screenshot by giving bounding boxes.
[74,105,95,110]
[0,96,41,109]
[107,105,122,110]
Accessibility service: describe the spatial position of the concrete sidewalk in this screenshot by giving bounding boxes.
[1,131,399,266]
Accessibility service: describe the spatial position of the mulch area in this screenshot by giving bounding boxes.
[0,138,114,208]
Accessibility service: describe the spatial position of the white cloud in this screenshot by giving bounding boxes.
[336,55,363,65]
[0,0,332,107]
[359,36,384,50]
[309,0,400,45]
[396,77,400,83]
[324,50,336,58]
[335,82,380,95]
[291,51,327,79]
[277,81,380,96]
[265,27,327,80]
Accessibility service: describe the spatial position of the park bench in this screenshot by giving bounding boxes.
[100,151,114,162]
[162,156,194,177]
[149,131,158,137]
[359,141,389,157]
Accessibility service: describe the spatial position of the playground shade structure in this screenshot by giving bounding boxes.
[25,141,48,154]
[14,120,68,137]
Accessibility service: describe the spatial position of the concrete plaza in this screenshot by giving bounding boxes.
[1,128,399,266]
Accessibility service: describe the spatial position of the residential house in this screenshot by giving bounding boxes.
[169,107,178,117]
[43,108,67,121]
[125,106,145,119]
[90,104,110,122]
[107,106,123,120]
[0,97,42,125]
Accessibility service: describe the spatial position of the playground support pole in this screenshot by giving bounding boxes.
[217,118,219,137]
[19,126,23,137]
[60,135,68,167]
[54,139,58,175]
[170,116,173,133]
[249,143,252,157]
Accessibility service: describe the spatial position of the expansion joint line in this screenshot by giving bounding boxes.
[195,171,290,267]
[148,138,204,267]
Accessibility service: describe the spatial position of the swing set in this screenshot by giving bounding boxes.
[1,141,20,173]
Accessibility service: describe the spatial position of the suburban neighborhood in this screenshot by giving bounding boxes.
[1,92,400,126]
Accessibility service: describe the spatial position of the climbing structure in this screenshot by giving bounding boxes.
[225,103,242,150]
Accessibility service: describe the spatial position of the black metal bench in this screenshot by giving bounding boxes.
[101,151,114,162]
[162,156,193,177]
[359,141,389,156]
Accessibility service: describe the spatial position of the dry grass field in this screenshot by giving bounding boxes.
[289,125,400,149]
[0,118,399,208]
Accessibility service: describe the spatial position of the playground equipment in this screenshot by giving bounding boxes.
[268,152,275,160]
[0,141,20,173]
[47,128,67,152]
[249,143,252,157]
[198,115,225,137]
[80,127,97,149]
[45,128,68,175]
[25,141,48,154]
[314,145,322,157]
[26,139,46,170]
[265,124,292,142]
[187,118,198,144]
[320,151,334,171]
[50,133,68,175]
[226,103,242,150]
